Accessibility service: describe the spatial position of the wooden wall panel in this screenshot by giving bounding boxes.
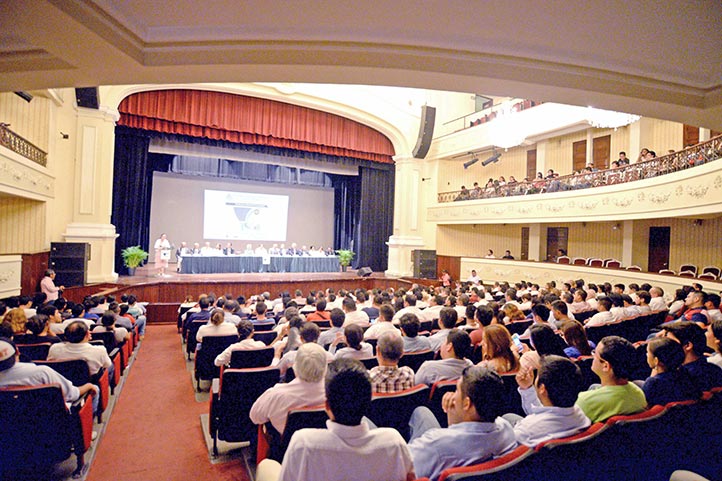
[0,197,46,254]
[436,255,461,283]
[543,130,587,176]
[62,277,416,305]
[21,251,49,295]
[648,119,684,154]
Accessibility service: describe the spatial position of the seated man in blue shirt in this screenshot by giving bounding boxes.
[399,313,431,353]
[407,365,518,481]
[508,355,591,446]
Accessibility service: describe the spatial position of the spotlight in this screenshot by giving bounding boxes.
[481,151,502,166]
[14,91,33,103]
[463,157,479,169]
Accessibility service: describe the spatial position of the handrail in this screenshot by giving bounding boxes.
[0,123,47,167]
[438,99,542,135]
[438,134,722,203]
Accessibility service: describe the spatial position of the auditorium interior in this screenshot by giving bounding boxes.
[1,1,722,480]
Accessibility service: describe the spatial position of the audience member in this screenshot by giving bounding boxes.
[663,321,722,391]
[509,355,591,446]
[330,324,374,360]
[364,304,399,340]
[399,313,432,352]
[0,337,95,402]
[477,324,519,374]
[250,342,328,434]
[196,308,238,342]
[214,318,267,366]
[519,324,568,371]
[428,307,457,352]
[416,329,473,385]
[586,298,614,327]
[642,337,701,406]
[318,308,345,347]
[48,320,113,378]
[257,358,414,481]
[575,336,647,422]
[707,319,722,369]
[369,332,415,393]
[407,366,517,481]
[560,321,594,358]
[341,297,370,327]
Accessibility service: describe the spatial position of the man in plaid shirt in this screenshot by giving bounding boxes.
[369,331,415,393]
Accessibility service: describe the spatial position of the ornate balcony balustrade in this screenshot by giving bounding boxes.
[0,123,47,167]
[438,135,722,203]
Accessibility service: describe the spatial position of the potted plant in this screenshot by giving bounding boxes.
[121,245,149,276]
[336,249,355,271]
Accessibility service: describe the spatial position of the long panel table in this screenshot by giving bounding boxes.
[179,255,341,274]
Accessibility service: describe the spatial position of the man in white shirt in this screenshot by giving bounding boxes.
[509,355,591,446]
[256,358,415,481]
[341,297,370,327]
[0,338,95,403]
[392,294,425,324]
[586,298,615,327]
[420,294,445,322]
[364,305,400,340]
[249,343,328,435]
[48,321,113,378]
[466,270,481,285]
[649,287,667,312]
[569,289,591,314]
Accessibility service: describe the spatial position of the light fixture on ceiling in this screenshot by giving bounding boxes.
[481,150,501,166]
[463,156,479,169]
[586,107,640,130]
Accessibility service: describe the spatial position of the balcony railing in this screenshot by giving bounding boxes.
[438,134,722,203]
[0,123,47,167]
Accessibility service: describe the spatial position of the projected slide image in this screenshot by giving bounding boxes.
[204,190,289,241]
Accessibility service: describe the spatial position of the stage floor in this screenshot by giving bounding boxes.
[115,263,387,286]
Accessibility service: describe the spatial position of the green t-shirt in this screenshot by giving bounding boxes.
[575,382,647,423]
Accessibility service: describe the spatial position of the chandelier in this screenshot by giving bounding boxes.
[586,107,640,130]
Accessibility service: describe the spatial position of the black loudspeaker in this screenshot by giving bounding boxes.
[357,267,373,277]
[412,105,436,159]
[75,87,99,109]
[412,249,437,279]
[50,242,90,287]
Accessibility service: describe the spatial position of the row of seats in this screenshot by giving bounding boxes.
[661,264,722,280]
[418,388,722,481]
[1,320,143,477]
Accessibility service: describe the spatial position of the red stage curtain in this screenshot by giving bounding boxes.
[118,90,395,164]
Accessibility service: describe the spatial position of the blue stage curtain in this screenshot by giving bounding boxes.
[111,129,152,274]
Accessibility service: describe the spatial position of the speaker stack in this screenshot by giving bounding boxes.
[49,242,90,287]
[412,105,436,159]
[412,249,437,279]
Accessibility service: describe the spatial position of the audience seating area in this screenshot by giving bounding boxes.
[423,389,722,481]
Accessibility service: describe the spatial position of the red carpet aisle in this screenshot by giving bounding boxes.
[87,325,249,481]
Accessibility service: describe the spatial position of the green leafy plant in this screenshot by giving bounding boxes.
[121,245,149,269]
[336,249,355,268]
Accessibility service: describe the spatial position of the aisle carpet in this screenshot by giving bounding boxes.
[87,325,249,481]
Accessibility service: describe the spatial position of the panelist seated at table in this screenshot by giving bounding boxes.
[200,242,220,256]
[242,244,255,255]
[325,247,335,256]
[286,243,303,256]
[269,244,281,255]
[192,242,201,255]
[223,243,235,255]
[255,244,268,256]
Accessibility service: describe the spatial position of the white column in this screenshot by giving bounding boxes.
[386,156,425,277]
[622,220,634,268]
[528,223,542,262]
[700,128,711,142]
[63,106,120,283]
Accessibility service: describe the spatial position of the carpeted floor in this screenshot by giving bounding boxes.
[86,324,249,481]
